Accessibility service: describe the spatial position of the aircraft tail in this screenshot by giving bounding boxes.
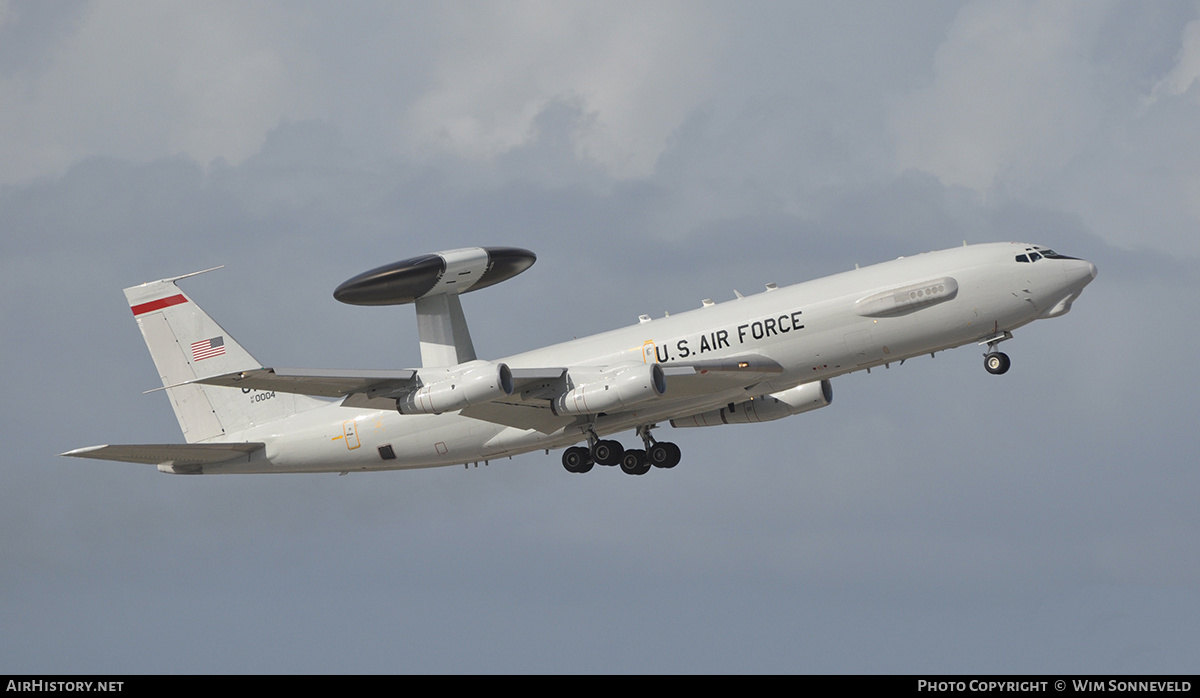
[124,268,322,442]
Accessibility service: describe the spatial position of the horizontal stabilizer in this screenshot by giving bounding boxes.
[62,442,264,466]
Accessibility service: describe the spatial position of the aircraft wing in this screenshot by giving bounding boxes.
[193,367,418,398]
[459,401,576,433]
[189,357,778,425]
[660,354,784,397]
[457,356,782,432]
[194,366,569,411]
[61,442,265,466]
[661,354,784,377]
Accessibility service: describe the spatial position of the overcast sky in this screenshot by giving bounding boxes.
[3,0,1198,673]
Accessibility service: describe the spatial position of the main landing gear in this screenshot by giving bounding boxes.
[561,446,593,473]
[561,425,681,475]
[980,329,1014,375]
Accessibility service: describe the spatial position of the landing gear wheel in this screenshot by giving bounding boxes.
[620,449,650,475]
[984,352,1011,375]
[592,439,624,466]
[648,442,681,469]
[562,446,593,473]
[662,442,681,468]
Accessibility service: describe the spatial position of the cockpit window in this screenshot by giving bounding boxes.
[1041,248,1081,260]
[1018,247,1081,262]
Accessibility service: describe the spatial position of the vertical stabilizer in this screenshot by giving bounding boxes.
[124,270,321,442]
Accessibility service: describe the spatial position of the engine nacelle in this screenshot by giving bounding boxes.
[396,361,514,415]
[670,379,832,428]
[551,363,666,416]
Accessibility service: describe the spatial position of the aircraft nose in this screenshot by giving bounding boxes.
[1064,259,1097,288]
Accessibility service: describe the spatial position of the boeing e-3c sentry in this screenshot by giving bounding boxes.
[63,243,1096,475]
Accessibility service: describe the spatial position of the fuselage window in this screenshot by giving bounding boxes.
[1029,252,1042,262]
[1016,254,1030,263]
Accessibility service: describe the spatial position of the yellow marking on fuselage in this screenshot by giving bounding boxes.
[641,339,658,364]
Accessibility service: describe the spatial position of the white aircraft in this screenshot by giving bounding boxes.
[63,242,1096,475]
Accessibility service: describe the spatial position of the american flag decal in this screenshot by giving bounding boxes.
[191,336,225,361]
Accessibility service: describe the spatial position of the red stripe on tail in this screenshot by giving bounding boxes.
[131,294,188,316]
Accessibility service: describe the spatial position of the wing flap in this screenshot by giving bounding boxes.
[62,442,265,466]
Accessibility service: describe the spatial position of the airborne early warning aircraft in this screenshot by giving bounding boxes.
[64,243,1096,475]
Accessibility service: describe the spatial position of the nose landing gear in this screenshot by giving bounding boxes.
[979,328,1014,375]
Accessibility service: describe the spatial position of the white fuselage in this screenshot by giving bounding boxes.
[205,242,1096,473]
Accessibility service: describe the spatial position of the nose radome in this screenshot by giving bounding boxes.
[1066,259,1097,287]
